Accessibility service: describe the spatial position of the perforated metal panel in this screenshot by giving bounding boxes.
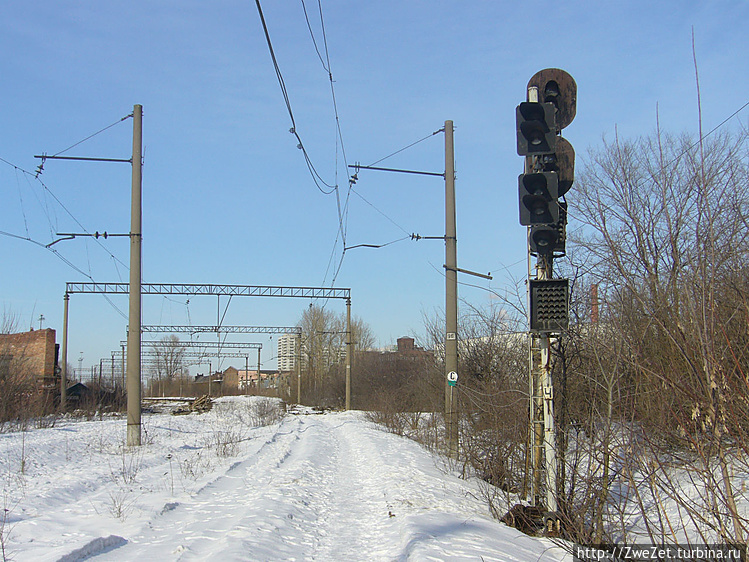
[529,278,569,332]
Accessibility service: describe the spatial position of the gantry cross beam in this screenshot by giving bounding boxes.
[61,280,354,443]
[65,282,350,300]
[141,325,301,335]
[125,341,263,350]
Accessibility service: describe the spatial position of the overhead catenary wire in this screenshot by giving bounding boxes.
[255,0,358,297]
[254,0,336,195]
[345,127,445,239]
[300,0,328,72]
[323,127,447,279]
[351,188,411,237]
[0,229,128,320]
[256,4,451,295]
[427,260,508,302]
[683,98,749,154]
[14,167,31,238]
[21,170,57,238]
[0,153,129,269]
[2,153,130,273]
[344,235,410,251]
[366,128,443,168]
[37,174,129,272]
[307,0,353,288]
[486,256,527,277]
[319,127,448,289]
[1,154,131,319]
[51,113,132,158]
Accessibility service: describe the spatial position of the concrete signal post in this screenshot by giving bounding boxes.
[516,69,576,526]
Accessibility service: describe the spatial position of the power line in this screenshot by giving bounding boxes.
[254,0,336,195]
[351,188,411,236]
[367,128,443,167]
[0,229,128,320]
[255,0,357,294]
[50,113,133,158]
[300,0,328,72]
[1,156,130,272]
[1,156,130,319]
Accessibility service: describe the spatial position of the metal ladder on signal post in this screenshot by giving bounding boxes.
[529,332,557,515]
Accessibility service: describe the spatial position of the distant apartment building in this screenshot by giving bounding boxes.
[277,333,299,371]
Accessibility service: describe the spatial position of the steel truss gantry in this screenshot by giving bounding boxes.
[65,282,350,300]
[112,350,257,360]
[141,325,301,335]
[124,340,263,351]
[61,281,354,427]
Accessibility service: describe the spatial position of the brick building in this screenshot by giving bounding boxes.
[219,366,284,393]
[0,328,58,390]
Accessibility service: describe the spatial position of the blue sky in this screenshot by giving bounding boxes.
[2,0,748,373]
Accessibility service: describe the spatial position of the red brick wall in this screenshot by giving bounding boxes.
[0,328,56,385]
[397,337,415,352]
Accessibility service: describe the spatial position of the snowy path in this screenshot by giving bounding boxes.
[0,398,568,561]
[89,411,563,561]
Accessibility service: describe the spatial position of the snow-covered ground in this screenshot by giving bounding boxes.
[0,397,568,561]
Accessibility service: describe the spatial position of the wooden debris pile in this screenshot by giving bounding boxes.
[171,395,213,416]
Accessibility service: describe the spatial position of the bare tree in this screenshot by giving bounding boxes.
[0,308,44,426]
[1,307,20,335]
[152,335,186,389]
[570,126,749,542]
[350,315,376,351]
[298,304,375,407]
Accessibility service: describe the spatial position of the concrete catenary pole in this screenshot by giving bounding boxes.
[296,333,302,404]
[444,120,459,458]
[60,292,69,411]
[120,343,125,390]
[126,104,143,447]
[345,298,352,410]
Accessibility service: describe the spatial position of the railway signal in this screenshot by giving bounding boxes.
[516,102,556,156]
[515,68,576,526]
[519,172,559,226]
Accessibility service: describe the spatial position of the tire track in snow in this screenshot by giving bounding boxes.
[85,410,558,562]
[90,413,343,560]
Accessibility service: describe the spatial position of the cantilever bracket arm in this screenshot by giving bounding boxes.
[443,264,493,281]
[46,235,76,248]
[46,231,130,247]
